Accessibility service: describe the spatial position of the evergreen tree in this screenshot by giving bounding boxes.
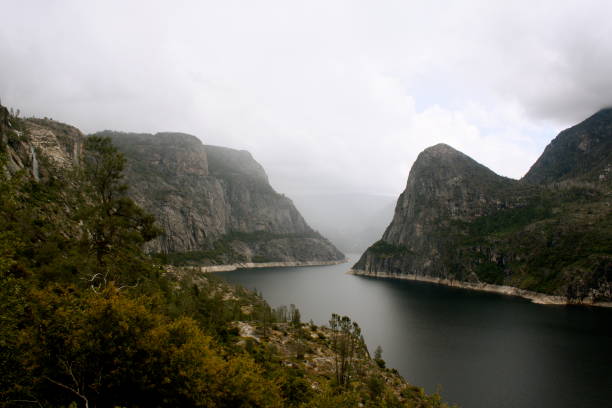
[78,136,160,288]
[329,313,367,386]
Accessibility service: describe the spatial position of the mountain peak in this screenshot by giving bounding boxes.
[411,143,502,184]
[153,132,203,147]
[522,108,612,184]
[421,143,464,157]
[354,109,611,305]
[205,144,270,184]
[416,143,478,168]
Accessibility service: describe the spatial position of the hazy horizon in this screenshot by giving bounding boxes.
[2,1,612,197]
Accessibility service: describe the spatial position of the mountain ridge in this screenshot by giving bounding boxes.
[523,108,612,184]
[1,112,344,266]
[354,109,611,305]
[100,130,345,265]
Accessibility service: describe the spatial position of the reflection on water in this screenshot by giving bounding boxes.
[220,255,612,408]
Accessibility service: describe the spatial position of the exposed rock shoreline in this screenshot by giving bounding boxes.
[348,269,612,308]
[200,259,347,273]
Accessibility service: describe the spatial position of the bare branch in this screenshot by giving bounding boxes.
[44,376,89,408]
[118,279,140,291]
[7,400,43,408]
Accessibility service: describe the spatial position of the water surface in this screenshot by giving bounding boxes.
[220,255,612,408]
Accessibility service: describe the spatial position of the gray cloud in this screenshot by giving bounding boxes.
[1,0,611,196]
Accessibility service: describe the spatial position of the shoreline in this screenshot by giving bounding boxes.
[348,269,612,308]
[199,259,347,273]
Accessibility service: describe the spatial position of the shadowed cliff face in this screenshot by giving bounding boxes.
[523,108,612,184]
[384,144,518,245]
[99,131,344,263]
[355,144,523,279]
[355,113,611,303]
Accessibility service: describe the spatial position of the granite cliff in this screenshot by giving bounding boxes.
[91,131,345,264]
[353,109,612,305]
[0,108,83,179]
[0,106,344,266]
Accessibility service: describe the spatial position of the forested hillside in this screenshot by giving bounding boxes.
[0,105,451,407]
[354,110,612,304]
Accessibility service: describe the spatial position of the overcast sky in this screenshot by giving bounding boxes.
[1,0,611,196]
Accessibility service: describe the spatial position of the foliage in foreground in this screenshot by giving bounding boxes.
[0,131,453,407]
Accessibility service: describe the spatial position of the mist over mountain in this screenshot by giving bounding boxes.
[102,130,346,265]
[0,111,344,266]
[2,2,612,407]
[0,101,450,408]
[4,1,612,199]
[291,193,396,254]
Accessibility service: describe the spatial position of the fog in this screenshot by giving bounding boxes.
[292,193,396,254]
[1,1,611,247]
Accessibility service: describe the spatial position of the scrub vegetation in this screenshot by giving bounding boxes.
[0,111,453,407]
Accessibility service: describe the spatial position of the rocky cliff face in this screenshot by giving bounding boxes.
[0,111,83,179]
[354,111,611,304]
[1,104,343,266]
[384,144,518,243]
[97,131,344,264]
[523,108,612,184]
[356,144,524,278]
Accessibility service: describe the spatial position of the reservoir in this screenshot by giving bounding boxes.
[220,255,612,408]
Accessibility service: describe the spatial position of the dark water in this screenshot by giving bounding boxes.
[219,255,612,408]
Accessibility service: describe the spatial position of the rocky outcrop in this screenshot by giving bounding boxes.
[354,110,612,304]
[0,112,83,179]
[0,104,343,266]
[97,131,345,264]
[354,144,527,279]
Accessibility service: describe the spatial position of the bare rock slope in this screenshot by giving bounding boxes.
[0,107,343,266]
[98,131,345,265]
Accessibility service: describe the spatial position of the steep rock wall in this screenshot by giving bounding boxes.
[0,112,83,179]
[0,107,344,266]
[354,111,611,303]
[101,131,344,263]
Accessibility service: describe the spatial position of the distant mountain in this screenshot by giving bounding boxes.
[95,131,345,265]
[0,111,344,266]
[523,108,612,184]
[291,193,395,253]
[353,110,611,305]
